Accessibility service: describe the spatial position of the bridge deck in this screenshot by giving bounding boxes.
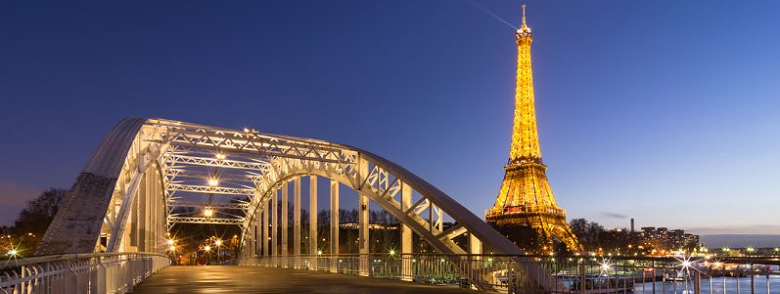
[133,265,488,294]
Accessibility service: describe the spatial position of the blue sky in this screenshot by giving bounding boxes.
[1,1,779,234]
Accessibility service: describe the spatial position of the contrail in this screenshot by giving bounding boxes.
[464,0,517,30]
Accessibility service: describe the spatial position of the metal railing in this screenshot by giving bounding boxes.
[0,252,170,294]
[239,254,780,294]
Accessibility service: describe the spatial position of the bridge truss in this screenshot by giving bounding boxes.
[36,117,523,280]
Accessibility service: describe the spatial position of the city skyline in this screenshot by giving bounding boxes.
[1,1,779,235]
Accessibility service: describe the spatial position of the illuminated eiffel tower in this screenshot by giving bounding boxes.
[486,5,581,251]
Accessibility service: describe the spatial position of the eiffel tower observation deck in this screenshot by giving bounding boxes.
[486,5,581,252]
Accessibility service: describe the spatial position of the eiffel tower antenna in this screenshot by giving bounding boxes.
[521,4,528,28]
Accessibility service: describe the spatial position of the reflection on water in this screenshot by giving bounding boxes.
[634,276,780,294]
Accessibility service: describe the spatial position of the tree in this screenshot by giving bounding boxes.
[569,218,605,251]
[14,188,67,237]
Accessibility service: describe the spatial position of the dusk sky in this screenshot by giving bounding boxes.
[1,1,779,234]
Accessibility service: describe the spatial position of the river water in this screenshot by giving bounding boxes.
[634,276,780,294]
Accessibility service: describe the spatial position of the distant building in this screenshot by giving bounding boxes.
[636,226,699,253]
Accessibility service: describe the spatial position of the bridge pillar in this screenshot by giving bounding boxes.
[272,189,278,265]
[329,180,339,273]
[255,205,262,257]
[358,157,370,276]
[282,182,289,268]
[469,234,482,253]
[358,192,369,276]
[140,174,148,252]
[293,176,301,269]
[248,223,255,258]
[400,183,413,281]
[309,176,318,270]
[263,198,269,257]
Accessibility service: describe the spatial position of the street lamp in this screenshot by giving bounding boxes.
[208,178,219,187]
[203,245,212,264]
[204,208,214,218]
[7,249,18,257]
[214,240,223,263]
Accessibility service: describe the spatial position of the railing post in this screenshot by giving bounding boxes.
[652,260,656,294]
[126,255,134,293]
[20,265,27,294]
[750,263,755,294]
[736,264,741,294]
[580,263,586,294]
[71,261,80,293]
[96,257,107,294]
[695,270,701,294]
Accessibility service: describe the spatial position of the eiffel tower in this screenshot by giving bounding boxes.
[486,5,581,252]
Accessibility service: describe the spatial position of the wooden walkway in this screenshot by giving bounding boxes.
[133,265,487,294]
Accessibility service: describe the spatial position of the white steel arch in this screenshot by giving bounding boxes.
[37,117,521,257]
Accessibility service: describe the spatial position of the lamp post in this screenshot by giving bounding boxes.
[204,245,212,264]
[215,239,223,263]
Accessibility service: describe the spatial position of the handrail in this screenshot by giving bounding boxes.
[1,252,171,294]
[0,252,169,270]
[240,253,780,294]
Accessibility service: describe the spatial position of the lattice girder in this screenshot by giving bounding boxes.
[38,117,521,257]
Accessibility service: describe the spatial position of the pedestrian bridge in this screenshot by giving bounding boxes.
[1,117,554,293]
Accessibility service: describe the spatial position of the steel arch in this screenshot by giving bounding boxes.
[37,117,521,256]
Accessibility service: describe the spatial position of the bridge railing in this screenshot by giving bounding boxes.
[239,254,780,294]
[0,252,170,294]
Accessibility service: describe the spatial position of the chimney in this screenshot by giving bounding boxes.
[630,218,635,233]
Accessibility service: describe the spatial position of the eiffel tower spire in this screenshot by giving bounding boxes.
[509,3,540,164]
[487,5,581,252]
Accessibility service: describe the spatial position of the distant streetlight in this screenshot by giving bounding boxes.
[204,245,211,252]
[214,240,223,262]
[600,263,611,272]
[166,239,175,245]
[208,178,219,187]
[215,153,226,160]
[7,249,18,257]
[204,208,214,217]
[388,249,395,256]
